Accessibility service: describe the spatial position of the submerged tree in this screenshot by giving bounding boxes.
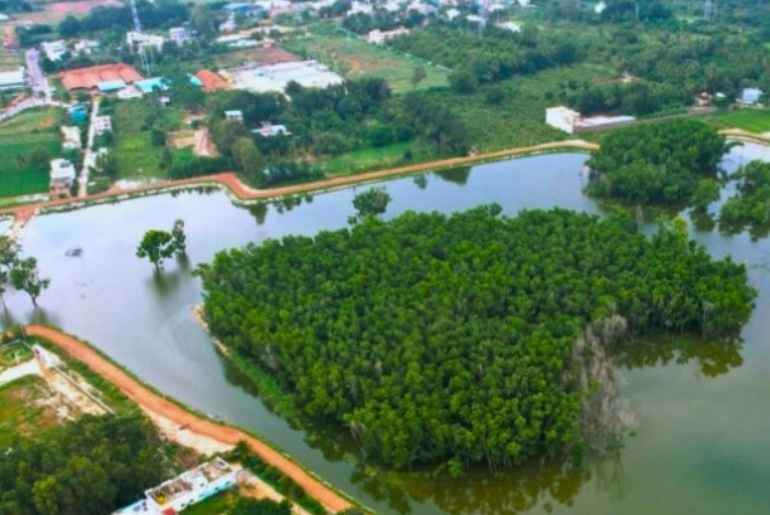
[0,236,19,305]
[172,219,187,257]
[352,187,391,222]
[136,230,176,272]
[10,257,50,306]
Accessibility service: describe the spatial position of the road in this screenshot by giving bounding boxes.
[25,48,51,102]
[24,325,355,514]
[79,96,101,198]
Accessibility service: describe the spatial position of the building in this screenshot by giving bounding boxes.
[41,40,67,61]
[113,459,238,515]
[169,26,191,46]
[50,158,76,193]
[495,21,521,33]
[74,39,99,55]
[225,110,244,122]
[226,60,343,94]
[366,27,410,45]
[135,77,169,94]
[60,125,82,150]
[445,7,460,19]
[0,67,26,90]
[546,106,581,133]
[93,115,112,136]
[97,80,127,93]
[127,31,166,53]
[195,70,229,92]
[545,106,635,133]
[253,122,290,137]
[60,63,143,91]
[738,87,763,106]
[349,1,373,15]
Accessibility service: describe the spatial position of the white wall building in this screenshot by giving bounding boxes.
[738,87,764,106]
[227,60,343,94]
[546,106,581,134]
[127,31,166,52]
[253,122,290,137]
[74,39,99,55]
[0,67,26,90]
[169,27,191,46]
[367,27,410,45]
[50,158,76,190]
[225,109,244,122]
[93,115,112,136]
[496,21,521,32]
[41,40,67,61]
[61,125,82,150]
[113,459,238,515]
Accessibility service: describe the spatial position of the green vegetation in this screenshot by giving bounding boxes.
[136,220,187,272]
[284,28,450,94]
[113,99,185,180]
[313,141,415,176]
[704,109,770,134]
[586,120,731,206]
[227,443,326,515]
[0,375,58,449]
[352,187,391,219]
[719,161,770,238]
[0,108,64,198]
[0,235,50,308]
[200,207,755,471]
[181,492,292,515]
[0,414,169,515]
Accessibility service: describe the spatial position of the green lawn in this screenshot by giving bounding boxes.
[0,107,66,197]
[113,99,185,180]
[0,375,58,448]
[180,490,238,515]
[0,343,32,372]
[283,28,450,94]
[704,109,770,134]
[314,141,417,176]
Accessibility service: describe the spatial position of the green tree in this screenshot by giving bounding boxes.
[232,137,265,182]
[172,219,187,257]
[0,236,19,305]
[411,65,427,89]
[352,187,391,219]
[10,257,50,306]
[136,230,176,271]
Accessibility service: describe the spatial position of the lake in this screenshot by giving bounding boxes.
[2,145,770,514]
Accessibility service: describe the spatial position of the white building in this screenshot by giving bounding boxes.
[738,87,763,106]
[227,60,343,94]
[93,115,112,136]
[0,67,26,90]
[127,31,166,52]
[169,26,191,46]
[74,39,100,55]
[495,21,521,32]
[60,125,82,150]
[367,27,410,45]
[594,1,607,14]
[349,0,373,15]
[225,109,244,122]
[50,159,77,190]
[408,0,436,15]
[545,106,581,134]
[113,459,238,515]
[445,7,460,19]
[253,122,290,137]
[41,40,67,61]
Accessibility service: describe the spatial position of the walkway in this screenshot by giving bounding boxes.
[0,139,599,226]
[24,325,354,514]
[79,96,101,198]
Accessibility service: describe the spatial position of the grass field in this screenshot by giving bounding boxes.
[704,109,770,133]
[0,108,65,197]
[283,30,450,94]
[0,375,58,448]
[180,490,238,515]
[314,141,418,176]
[0,343,33,372]
[113,100,185,180]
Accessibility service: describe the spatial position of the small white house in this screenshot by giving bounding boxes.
[74,39,99,55]
[0,67,26,90]
[738,88,763,106]
[93,115,112,136]
[41,40,67,61]
[169,26,191,46]
[546,106,581,134]
[496,21,521,33]
[253,122,290,137]
[445,7,460,19]
[50,158,76,190]
[225,110,244,122]
[127,31,166,52]
[367,27,410,45]
[60,125,82,150]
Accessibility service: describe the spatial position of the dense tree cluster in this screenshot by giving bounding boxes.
[0,415,165,515]
[586,120,731,205]
[199,207,755,471]
[389,24,579,89]
[719,161,770,238]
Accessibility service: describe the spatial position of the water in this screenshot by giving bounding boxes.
[3,147,770,514]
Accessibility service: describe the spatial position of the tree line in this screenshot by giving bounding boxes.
[198,206,755,472]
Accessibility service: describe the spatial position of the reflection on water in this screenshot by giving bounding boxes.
[2,146,770,514]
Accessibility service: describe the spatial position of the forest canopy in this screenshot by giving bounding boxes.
[586,120,731,206]
[199,207,755,470]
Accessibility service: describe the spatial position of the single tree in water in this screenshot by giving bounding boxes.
[352,187,391,222]
[172,219,187,257]
[10,257,50,306]
[0,236,19,305]
[136,230,176,272]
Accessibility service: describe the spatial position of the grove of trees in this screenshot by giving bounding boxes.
[199,206,755,472]
[719,160,770,238]
[586,120,732,206]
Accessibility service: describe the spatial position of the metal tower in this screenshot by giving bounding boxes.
[129,0,151,74]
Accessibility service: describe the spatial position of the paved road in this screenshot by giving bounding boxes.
[25,49,51,101]
[25,325,355,514]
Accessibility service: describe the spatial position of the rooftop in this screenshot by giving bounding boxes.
[147,458,235,508]
[60,63,143,90]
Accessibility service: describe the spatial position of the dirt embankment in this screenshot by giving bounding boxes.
[0,139,599,226]
[24,325,353,514]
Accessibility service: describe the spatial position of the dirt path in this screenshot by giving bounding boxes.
[24,325,354,514]
[0,139,598,226]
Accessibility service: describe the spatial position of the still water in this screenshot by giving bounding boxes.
[3,146,770,514]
